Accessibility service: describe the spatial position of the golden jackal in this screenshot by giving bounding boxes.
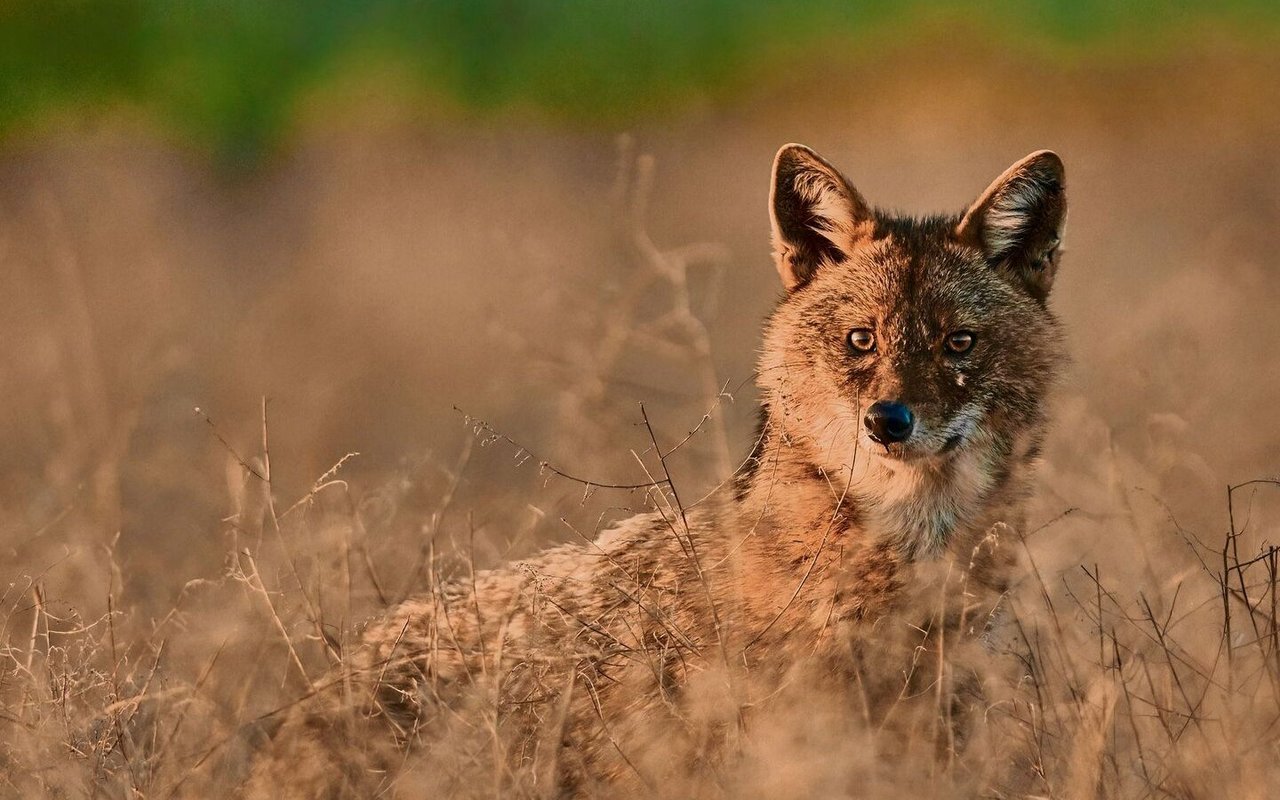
[246,144,1067,798]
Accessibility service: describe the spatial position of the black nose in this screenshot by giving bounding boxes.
[864,400,915,445]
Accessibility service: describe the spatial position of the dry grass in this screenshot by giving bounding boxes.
[2,48,1279,796]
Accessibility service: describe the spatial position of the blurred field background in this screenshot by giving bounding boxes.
[2,1,1280,797]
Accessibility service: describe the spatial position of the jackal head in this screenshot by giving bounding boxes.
[758,144,1066,541]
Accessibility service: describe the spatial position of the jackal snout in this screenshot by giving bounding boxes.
[863,400,915,445]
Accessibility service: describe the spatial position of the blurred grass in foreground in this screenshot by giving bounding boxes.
[2,0,1279,163]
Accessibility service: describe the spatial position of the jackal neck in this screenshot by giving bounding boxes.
[736,408,1030,563]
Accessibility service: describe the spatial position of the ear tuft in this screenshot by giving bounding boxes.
[956,150,1067,301]
[769,144,873,291]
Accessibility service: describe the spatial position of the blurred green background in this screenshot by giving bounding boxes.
[4,0,1279,163]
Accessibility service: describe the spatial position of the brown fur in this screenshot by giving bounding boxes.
[243,144,1067,798]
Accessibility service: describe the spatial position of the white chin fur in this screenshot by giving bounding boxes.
[842,422,997,557]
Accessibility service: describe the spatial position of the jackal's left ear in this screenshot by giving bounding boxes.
[956,151,1066,302]
[770,144,875,291]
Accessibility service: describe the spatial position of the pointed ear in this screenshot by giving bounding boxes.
[769,144,874,291]
[956,150,1066,302]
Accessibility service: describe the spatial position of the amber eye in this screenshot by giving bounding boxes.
[945,331,976,355]
[848,328,876,353]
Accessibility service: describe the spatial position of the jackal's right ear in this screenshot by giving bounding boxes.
[957,151,1067,302]
[770,144,874,291]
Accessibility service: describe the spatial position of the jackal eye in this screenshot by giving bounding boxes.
[847,328,876,353]
[944,331,976,355]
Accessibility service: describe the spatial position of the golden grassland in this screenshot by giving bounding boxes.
[2,51,1279,798]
